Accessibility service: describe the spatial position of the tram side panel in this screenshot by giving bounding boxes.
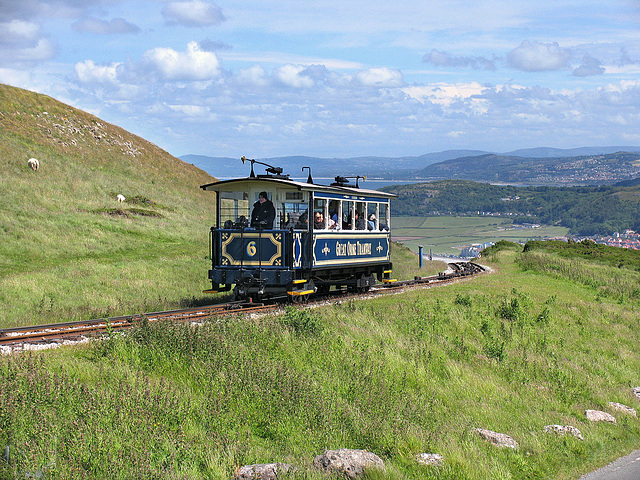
[310,231,392,286]
[209,229,295,291]
[208,229,393,295]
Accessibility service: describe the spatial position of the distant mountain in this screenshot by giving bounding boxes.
[418,152,640,185]
[505,146,640,158]
[181,153,456,179]
[181,146,640,185]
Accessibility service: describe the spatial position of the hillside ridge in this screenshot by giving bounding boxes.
[0,84,217,327]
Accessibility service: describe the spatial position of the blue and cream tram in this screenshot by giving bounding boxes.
[200,157,395,301]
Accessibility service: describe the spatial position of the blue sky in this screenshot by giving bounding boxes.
[2,0,640,158]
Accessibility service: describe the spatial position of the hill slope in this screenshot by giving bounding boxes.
[0,84,217,327]
[418,152,640,185]
[383,179,640,235]
[2,243,640,479]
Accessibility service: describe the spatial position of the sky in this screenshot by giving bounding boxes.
[1,0,640,159]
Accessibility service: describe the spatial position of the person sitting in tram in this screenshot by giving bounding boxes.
[314,211,325,229]
[250,191,275,229]
[367,214,376,231]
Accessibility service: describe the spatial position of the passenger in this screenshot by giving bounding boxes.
[355,211,366,230]
[285,213,296,229]
[329,213,342,230]
[344,214,351,230]
[367,214,376,231]
[250,191,275,229]
[313,211,325,229]
[295,211,309,229]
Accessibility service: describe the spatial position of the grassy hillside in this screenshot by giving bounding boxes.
[1,243,640,479]
[0,84,217,327]
[384,180,640,235]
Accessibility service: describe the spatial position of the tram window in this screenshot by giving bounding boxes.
[286,192,303,200]
[219,191,249,227]
[283,202,308,229]
[379,203,389,231]
[342,201,354,230]
[313,199,326,229]
[355,202,366,230]
[328,200,341,230]
[367,203,378,231]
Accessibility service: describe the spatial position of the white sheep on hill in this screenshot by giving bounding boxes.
[27,158,40,171]
[116,194,126,203]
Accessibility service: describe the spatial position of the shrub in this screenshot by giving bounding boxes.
[280,306,323,335]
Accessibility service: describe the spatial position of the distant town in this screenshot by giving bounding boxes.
[459,229,640,259]
[574,229,640,250]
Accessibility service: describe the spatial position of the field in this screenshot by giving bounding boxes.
[391,216,569,256]
[2,243,640,479]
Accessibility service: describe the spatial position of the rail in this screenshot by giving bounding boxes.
[0,262,485,353]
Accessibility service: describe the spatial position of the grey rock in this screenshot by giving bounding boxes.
[632,387,640,401]
[235,462,292,480]
[313,448,385,478]
[544,424,584,440]
[585,409,616,423]
[609,402,637,416]
[472,428,519,449]
[416,453,444,466]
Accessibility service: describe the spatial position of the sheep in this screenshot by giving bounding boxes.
[116,194,126,203]
[27,158,39,171]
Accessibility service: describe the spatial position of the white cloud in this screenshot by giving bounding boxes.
[0,67,32,86]
[237,65,269,87]
[0,19,55,63]
[75,60,120,84]
[572,55,605,77]
[507,40,571,71]
[273,64,315,88]
[0,38,56,62]
[423,49,497,71]
[162,1,225,27]
[355,67,403,87]
[402,82,487,106]
[72,17,140,35]
[141,41,221,81]
[0,20,40,44]
[168,104,208,116]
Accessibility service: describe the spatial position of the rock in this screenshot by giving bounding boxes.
[609,402,637,416]
[585,409,616,423]
[632,387,640,401]
[235,463,293,480]
[313,448,385,478]
[544,424,584,440]
[472,428,519,449]
[416,453,444,466]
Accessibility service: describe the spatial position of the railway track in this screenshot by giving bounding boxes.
[0,262,485,354]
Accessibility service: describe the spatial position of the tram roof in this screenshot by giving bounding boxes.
[200,176,396,199]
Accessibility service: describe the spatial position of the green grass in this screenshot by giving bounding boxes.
[391,216,568,256]
[2,84,640,479]
[390,241,448,280]
[2,248,640,479]
[0,84,218,328]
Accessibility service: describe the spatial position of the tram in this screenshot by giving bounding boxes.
[200,157,395,301]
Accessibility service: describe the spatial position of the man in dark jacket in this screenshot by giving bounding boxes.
[250,191,276,229]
